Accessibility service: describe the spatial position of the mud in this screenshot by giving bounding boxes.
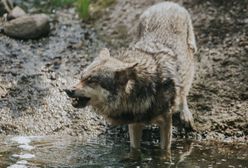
[0,0,247,142]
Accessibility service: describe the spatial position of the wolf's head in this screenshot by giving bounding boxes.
[65,48,137,109]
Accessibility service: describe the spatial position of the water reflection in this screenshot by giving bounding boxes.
[0,136,247,167]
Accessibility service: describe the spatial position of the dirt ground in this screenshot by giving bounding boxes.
[0,0,247,142]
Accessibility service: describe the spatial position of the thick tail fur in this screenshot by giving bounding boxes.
[187,16,197,53]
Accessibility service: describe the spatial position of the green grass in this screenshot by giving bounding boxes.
[76,0,90,19]
[52,0,89,20]
[51,0,115,20]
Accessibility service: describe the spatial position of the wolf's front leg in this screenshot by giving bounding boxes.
[160,112,172,162]
[127,123,144,160]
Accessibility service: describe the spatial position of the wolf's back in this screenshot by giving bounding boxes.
[135,2,197,55]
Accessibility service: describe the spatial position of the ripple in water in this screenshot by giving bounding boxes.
[0,136,247,167]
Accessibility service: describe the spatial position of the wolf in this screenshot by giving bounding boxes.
[65,2,196,161]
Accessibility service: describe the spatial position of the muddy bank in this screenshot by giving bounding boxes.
[0,0,247,142]
[0,4,107,137]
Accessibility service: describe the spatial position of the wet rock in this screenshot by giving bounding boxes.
[3,14,50,39]
[7,6,26,20]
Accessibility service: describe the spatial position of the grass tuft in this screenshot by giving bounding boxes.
[76,0,90,20]
[51,0,115,20]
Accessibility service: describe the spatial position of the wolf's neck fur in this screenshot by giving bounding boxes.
[92,49,176,124]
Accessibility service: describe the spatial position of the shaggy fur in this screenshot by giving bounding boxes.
[65,2,196,161]
[135,2,196,130]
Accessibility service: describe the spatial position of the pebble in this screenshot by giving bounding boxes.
[236,104,242,109]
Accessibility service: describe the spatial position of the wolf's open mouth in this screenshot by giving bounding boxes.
[71,97,90,108]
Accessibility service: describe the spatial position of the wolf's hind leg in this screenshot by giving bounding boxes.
[179,96,195,131]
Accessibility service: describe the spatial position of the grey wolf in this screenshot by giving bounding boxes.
[65,1,196,161]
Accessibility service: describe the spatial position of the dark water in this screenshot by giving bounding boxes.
[0,136,247,168]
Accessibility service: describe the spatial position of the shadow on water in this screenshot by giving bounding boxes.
[0,136,247,168]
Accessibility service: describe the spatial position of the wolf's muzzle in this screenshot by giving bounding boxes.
[64,89,75,98]
[64,89,90,108]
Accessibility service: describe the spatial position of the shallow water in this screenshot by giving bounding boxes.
[0,136,247,168]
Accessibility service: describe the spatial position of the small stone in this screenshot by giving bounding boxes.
[7,6,26,20]
[244,45,248,51]
[50,72,57,80]
[244,18,248,24]
[3,14,50,39]
[236,131,243,137]
[236,104,241,109]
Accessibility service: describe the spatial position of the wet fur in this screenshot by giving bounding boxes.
[66,2,196,161]
[86,49,177,125]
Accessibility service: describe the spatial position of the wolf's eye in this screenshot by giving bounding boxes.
[87,77,98,84]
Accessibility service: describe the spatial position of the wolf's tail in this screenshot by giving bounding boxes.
[187,15,197,53]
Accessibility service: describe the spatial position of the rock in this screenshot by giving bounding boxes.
[7,6,26,20]
[245,45,248,51]
[3,14,50,39]
[236,104,241,109]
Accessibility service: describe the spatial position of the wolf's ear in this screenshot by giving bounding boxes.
[115,62,137,94]
[99,48,110,59]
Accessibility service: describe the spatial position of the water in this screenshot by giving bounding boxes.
[0,136,247,168]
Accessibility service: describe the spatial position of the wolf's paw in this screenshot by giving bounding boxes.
[180,109,195,132]
[160,152,171,163]
[120,148,141,162]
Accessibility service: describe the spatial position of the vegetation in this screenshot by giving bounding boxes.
[76,0,90,19]
[51,0,115,20]
[52,0,89,19]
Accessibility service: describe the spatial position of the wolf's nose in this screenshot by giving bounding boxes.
[64,89,75,97]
